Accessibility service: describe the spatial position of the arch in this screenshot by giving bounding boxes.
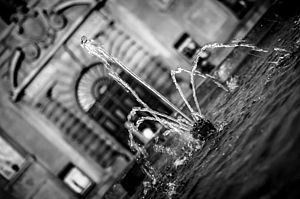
[75,62,111,112]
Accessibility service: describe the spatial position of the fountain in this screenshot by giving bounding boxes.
[80,36,291,198]
[80,36,225,140]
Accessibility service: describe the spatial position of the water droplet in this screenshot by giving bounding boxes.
[81,36,88,44]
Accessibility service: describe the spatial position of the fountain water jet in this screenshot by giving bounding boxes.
[80,36,289,198]
[80,36,192,123]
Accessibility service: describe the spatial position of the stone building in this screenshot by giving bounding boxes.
[0,0,270,198]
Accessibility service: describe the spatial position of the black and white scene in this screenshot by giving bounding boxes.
[0,0,300,198]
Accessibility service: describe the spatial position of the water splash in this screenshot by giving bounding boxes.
[142,181,152,196]
[226,76,239,92]
[80,36,216,198]
[153,144,178,157]
[189,42,269,119]
[127,107,192,131]
[166,181,177,199]
[174,156,188,168]
[80,36,288,198]
[268,51,291,66]
[128,129,160,186]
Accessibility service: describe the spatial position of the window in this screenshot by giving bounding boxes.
[174,33,201,60]
[103,119,117,132]
[59,163,94,195]
[114,108,126,121]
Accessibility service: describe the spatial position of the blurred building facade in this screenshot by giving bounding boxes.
[0,0,270,198]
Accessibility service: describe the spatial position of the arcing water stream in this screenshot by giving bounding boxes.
[81,36,291,198]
